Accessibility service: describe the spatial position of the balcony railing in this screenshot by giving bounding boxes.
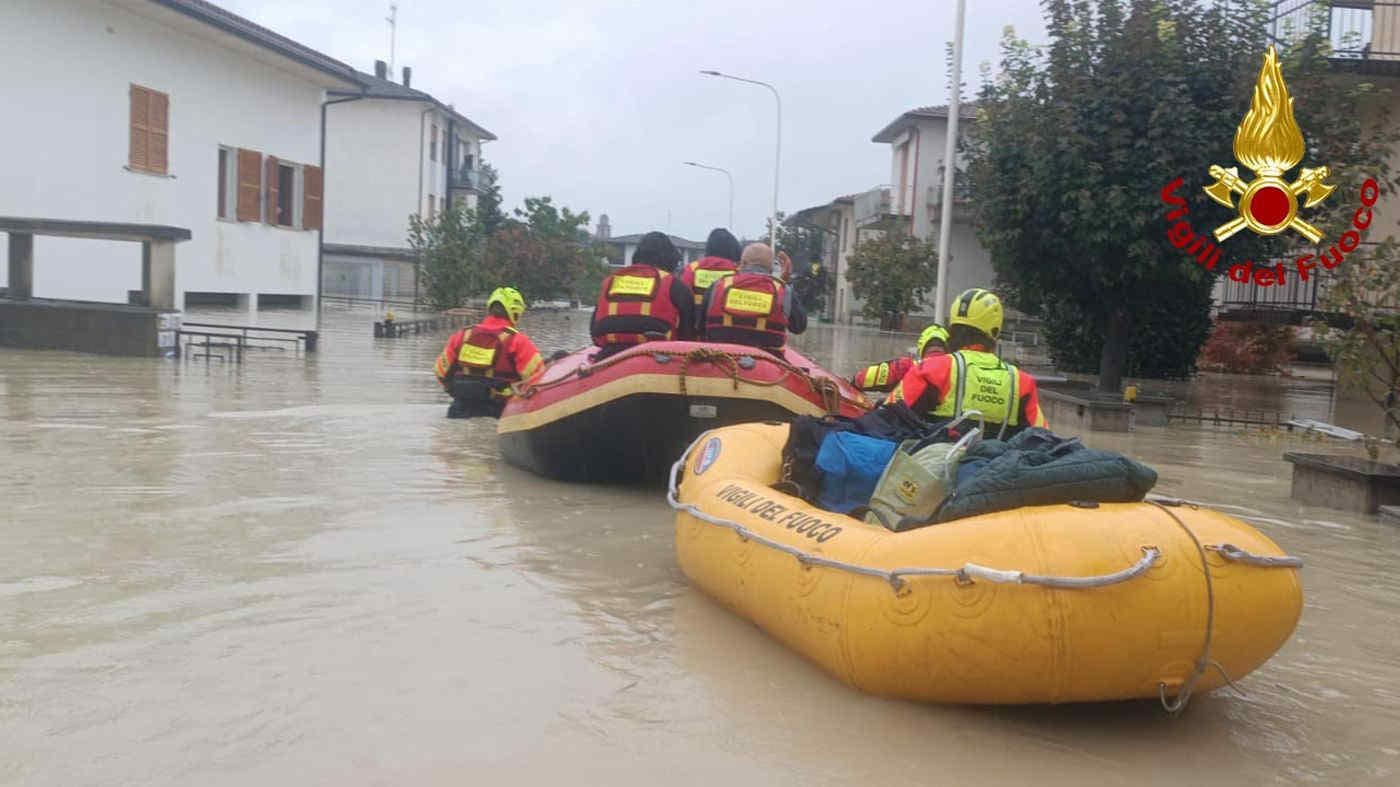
[449,165,481,191]
[1270,1,1400,65]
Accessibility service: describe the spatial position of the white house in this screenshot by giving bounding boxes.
[0,0,359,312]
[599,229,706,270]
[871,104,994,319]
[321,62,496,302]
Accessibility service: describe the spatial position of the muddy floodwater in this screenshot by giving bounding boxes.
[3,305,1399,786]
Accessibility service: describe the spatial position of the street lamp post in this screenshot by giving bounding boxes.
[700,70,781,252]
[683,161,734,229]
[933,0,967,325]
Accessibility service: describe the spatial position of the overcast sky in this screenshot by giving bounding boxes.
[224,0,1047,242]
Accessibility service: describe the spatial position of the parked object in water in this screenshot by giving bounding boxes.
[671,422,1304,706]
[496,341,869,483]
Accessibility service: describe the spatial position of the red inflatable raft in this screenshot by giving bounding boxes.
[497,341,870,483]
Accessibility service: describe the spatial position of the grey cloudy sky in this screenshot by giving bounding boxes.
[225,0,1047,242]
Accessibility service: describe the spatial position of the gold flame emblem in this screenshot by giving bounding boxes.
[1203,45,1334,242]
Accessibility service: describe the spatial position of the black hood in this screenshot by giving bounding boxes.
[703,228,741,262]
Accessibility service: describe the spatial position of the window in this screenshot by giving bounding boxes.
[276,162,298,227]
[217,146,237,219]
[427,194,436,219]
[430,123,439,161]
[129,84,169,174]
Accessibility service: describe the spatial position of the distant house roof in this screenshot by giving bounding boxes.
[332,71,498,141]
[871,102,979,143]
[607,233,706,251]
[788,194,858,225]
[147,0,358,83]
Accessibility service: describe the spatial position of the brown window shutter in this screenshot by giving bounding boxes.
[302,165,323,230]
[264,155,280,225]
[236,148,262,221]
[148,90,169,174]
[129,86,149,171]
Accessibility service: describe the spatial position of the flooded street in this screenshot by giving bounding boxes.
[3,306,1399,785]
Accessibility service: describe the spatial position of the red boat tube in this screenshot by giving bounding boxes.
[497,341,870,483]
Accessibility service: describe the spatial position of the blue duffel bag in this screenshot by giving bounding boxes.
[814,431,898,514]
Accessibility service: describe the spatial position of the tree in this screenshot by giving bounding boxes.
[407,203,488,310]
[846,230,939,327]
[1316,241,1400,446]
[775,212,832,315]
[476,162,506,236]
[487,196,599,301]
[968,1,1272,390]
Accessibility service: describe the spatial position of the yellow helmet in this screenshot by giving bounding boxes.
[487,286,526,324]
[916,323,950,357]
[949,288,1004,340]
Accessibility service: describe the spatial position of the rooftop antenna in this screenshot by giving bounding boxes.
[386,3,398,76]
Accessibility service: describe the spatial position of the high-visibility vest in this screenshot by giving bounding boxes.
[704,273,789,348]
[457,324,521,380]
[592,264,682,346]
[930,350,1021,438]
[684,257,738,305]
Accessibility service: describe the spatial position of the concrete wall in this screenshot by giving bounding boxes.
[325,100,429,249]
[0,0,341,310]
[0,299,172,356]
[881,116,993,318]
[322,254,417,300]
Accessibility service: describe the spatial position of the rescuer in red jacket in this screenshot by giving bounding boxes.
[679,228,741,331]
[886,289,1047,439]
[851,323,949,393]
[434,286,543,419]
[700,243,807,350]
[591,231,695,359]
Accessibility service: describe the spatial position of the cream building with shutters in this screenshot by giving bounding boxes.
[0,0,357,312]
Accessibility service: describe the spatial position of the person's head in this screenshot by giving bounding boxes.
[704,228,741,262]
[916,323,950,358]
[487,286,526,325]
[633,231,681,270]
[738,242,774,274]
[946,288,1004,351]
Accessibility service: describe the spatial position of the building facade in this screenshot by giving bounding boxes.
[601,232,706,270]
[870,104,993,320]
[322,62,495,302]
[0,0,358,311]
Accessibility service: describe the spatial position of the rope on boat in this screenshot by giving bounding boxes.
[668,442,1160,593]
[514,345,863,415]
[668,437,1305,714]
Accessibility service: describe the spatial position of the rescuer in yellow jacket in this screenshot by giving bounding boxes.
[887,289,1047,439]
[434,287,543,418]
[851,323,949,393]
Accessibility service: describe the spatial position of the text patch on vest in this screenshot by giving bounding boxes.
[724,288,774,315]
[458,343,497,366]
[693,268,732,290]
[609,275,657,298]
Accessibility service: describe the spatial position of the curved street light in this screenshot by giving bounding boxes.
[683,161,734,230]
[700,69,781,251]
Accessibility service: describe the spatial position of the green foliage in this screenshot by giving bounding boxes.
[965,1,1398,390]
[1038,276,1214,378]
[407,171,603,308]
[846,231,939,324]
[407,203,488,310]
[1315,241,1400,438]
[1197,321,1297,374]
[777,211,833,315]
[488,196,600,302]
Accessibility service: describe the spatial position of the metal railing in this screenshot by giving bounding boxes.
[449,165,481,190]
[175,322,318,362]
[1270,1,1400,62]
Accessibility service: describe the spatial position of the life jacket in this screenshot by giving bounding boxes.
[593,264,682,346]
[704,273,789,348]
[930,350,1022,439]
[684,256,738,305]
[456,323,520,382]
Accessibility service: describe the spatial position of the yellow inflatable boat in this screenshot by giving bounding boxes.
[670,422,1303,707]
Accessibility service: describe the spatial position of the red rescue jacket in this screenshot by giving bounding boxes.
[592,264,683,347]
[704,273,789,348]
